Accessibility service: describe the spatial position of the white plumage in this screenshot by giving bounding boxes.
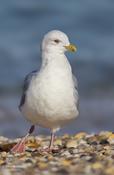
[20,30,79,133]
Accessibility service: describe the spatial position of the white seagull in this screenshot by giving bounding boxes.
[11,30,79,153]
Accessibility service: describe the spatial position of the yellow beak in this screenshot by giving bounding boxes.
[65,44,77,52]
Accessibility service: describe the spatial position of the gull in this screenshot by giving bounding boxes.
[11,30,79,153]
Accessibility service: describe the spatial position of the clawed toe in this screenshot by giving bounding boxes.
[39,146,60,154]
[11,140,26,153]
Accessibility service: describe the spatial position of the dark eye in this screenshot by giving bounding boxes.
[54,39,60,43]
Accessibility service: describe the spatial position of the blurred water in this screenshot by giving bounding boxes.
[0,0,114,137]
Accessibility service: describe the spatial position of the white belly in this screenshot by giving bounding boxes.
[21,64,79,130]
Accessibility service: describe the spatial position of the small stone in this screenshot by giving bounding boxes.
[62,134,69,139]
[78,139,87,145]
[60,159,71,166]
[1,151,7,158]
[51,167,58,172]
[54,139,62,146]
[0,142,15,152]
[70,148,79,154]
[0,159,6,165]
[105,167,114,175]
[66,140,77,148]
[26,137,40,149]
[25,152,32,157]
[87,136,98,145]
[0,136,9,142]
[92,162,103,169]
[108,134,114,144]
[99,131,112,138]
[74,132,87,140]
[99,139,109,145]
[38,162,48,170]
[47,155,53,161]
[56,168,69,175]
[61,150,71,157]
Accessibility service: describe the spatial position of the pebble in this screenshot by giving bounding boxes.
[108,134,114,145]
[37,162,48,170]
[54,139,62,146]
[105,167,114,175]
[74,132,87,140]
[91,162,103,169]
[1,151,7,158]
[60,159,71,166]
[0,131,113,175]
[66,140,77,148]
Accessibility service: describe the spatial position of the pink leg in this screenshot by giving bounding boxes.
[49,132,55,151]
[40,131,55,153]
[11,125,35,153]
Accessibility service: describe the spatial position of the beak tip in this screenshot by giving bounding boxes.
[65,44,77,52]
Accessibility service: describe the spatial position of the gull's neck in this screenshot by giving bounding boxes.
[41,50,69,69]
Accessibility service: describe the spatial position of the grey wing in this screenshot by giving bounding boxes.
[72,75,79,110]
[19,70,37,110]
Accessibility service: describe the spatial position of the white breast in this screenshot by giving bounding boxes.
[21,55,79,130]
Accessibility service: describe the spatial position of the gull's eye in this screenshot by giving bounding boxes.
[54,39,60,44]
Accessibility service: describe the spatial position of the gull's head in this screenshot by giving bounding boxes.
[42,30,77,54]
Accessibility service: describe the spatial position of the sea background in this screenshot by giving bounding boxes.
[0,0,114,138]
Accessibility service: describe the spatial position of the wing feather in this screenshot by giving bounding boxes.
[72,75,79,111]
[19,70,37,110]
